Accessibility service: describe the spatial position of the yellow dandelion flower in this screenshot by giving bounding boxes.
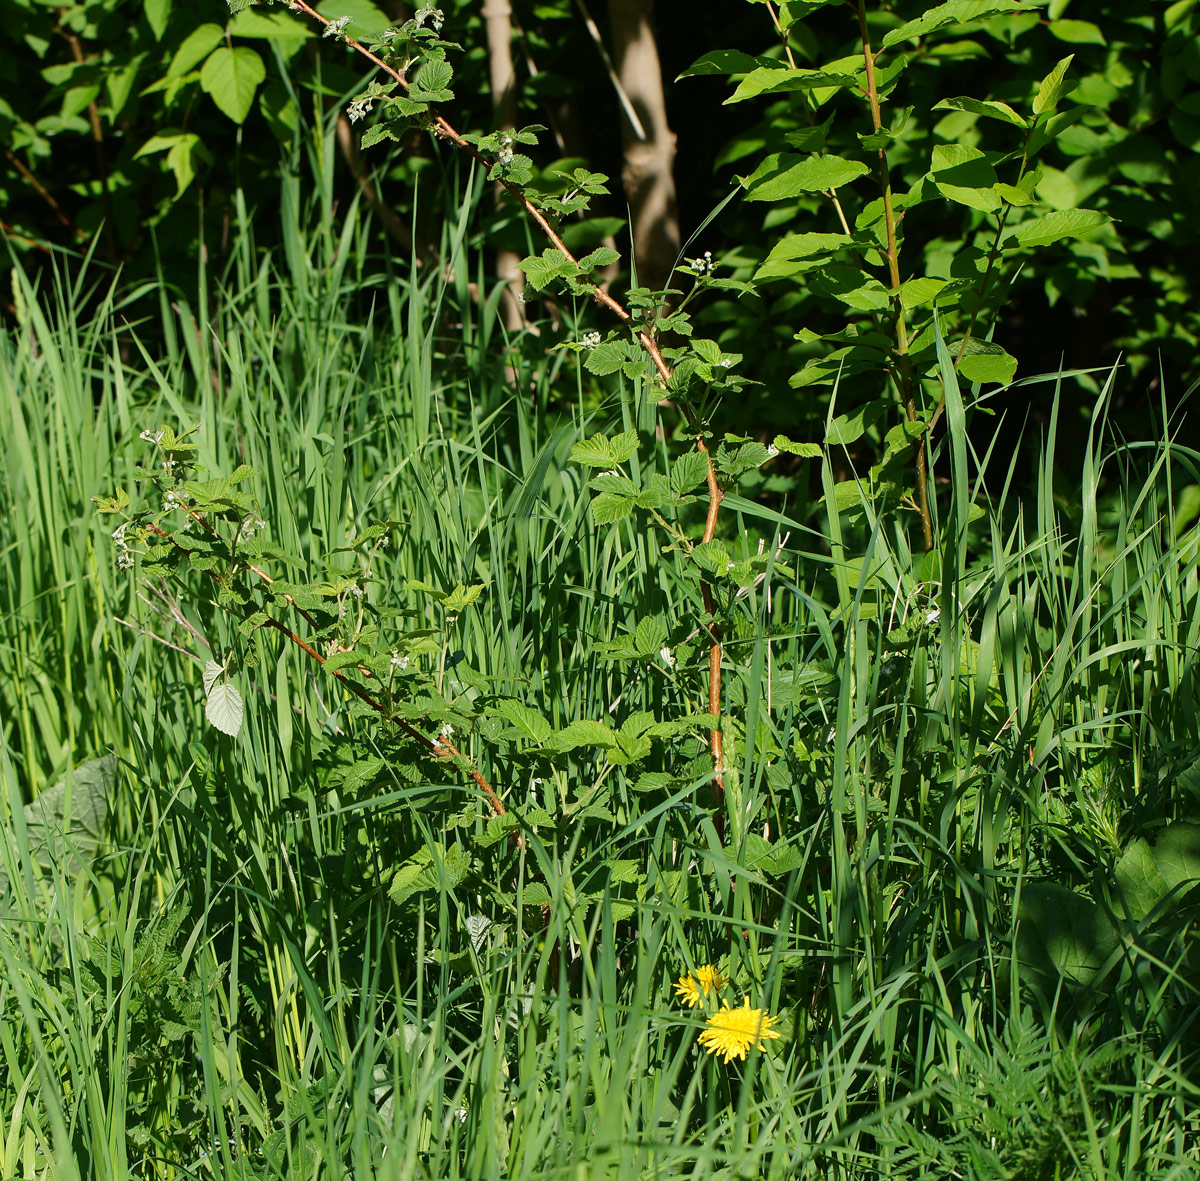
[674,964,728,1008]
[698,998,781,1063]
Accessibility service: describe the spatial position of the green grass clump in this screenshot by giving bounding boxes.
[1,191,1198,1179]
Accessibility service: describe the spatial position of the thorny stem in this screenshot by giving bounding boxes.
[853,0,933,552]
[145,521,506,818]
[287,0,727,803]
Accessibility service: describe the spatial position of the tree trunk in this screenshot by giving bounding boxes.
[483,0,525,335]
[606,0,679,295]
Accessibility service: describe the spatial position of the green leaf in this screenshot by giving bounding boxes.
[1008,208,1110,248]
[934,96,1026,128]
[826,401,882,446]
[200,47,266,124]
[169,24,224,77]
[881,0,1033,48]
[726,65,857,103]
[229,9,310,41]
[771,435,822,457]
[1048,19,1105,45]
[958,342,1018,385]
[569,430,639,468]
[145,0,173,39]
[900,277,948,308]
[492,699,551,745]
[1033,55,1075,118]
[633,617,668,657]
[930,143,1000,211]
[590,493,634,525]
[676,49,773,78]
[994,182,1036,206]
[742,153,870,200]
[317,0,390,40]
[205,681,244,737]
[671,450,710,496]
[550,719,616,750]
[583,342,626,376]
[441,583,486,613]
[754,231,850,280]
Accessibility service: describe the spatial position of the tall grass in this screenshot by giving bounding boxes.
[2,171,1198,1178]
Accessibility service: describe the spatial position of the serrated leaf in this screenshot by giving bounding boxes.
[590,493,634,525]
[570,430,639,468]
[742,153,870,200]
[205,681,244,737]
[671,449,710,496]
[360,123,399,149]
[202,659,224,697]
[632,617,668,657]
[550,719,616,750]
[492,699,551,745]
[584,342,626,376]
[1008,208,1109,248]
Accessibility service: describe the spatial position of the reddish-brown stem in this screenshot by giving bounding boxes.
[146,522,505,817]
[287,0,727,800]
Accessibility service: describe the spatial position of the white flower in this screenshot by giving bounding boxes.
[688,250,714,275]
[351,583,365,598]
[138,428,164,444]
[766,443,779,459]
[453,1106,468,1124]
[116,549,134,569]
[581,331,602,349]
[390,651,409,670]
[111,523,129,547]
[162,489,184,512]
[347,97,373,123]
[924,607,940,627]
[438,723,454,742]
[660,646,676,668]
[324,15,351,38]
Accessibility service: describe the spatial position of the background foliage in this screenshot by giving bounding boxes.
[1,0,1199,1178]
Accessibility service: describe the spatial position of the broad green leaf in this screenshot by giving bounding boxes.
[633,617,668,656]
[900,277,948,308]
[315,0,390,40]
[755,232,850,280]
[726,65,857,103]
[200,47,266,124]
[1114,823,1200,921]
[1033,55,1075,118]
[934,96,1026,128]
[958,343,1017,384]
[1048,19,1105,45]
[202,659,224,697]
[994,182,1036,206]
[589,492,634,524]
[229,9,310,40]
[205,681,244,737]
[551,719,616,750]
[882,1,1032,48]
[1008,208,1110,248]
[168,24,224,77]
[441,583,486,613]
[570,430,638,468]
[778,0,836,25]
[826,401,882,446]
[493,699,551,745]
[930,143,1001,211]
[145,0,172,39]
[583,342,626,376]
[676,49,773,78]
[742,153,869,201]
[811,264,890,311]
